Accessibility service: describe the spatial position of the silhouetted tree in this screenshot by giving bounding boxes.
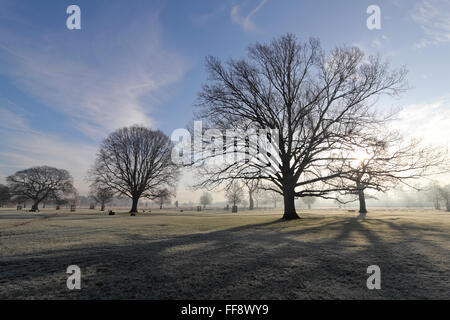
[226,182,243,207]
[194,34,407,219]
[199,191,213,209]
[154,188,173,209]
[0,184,11,207]
[335,130,447,218]
[89,184,114,211]
[7,166,75,211]
[89,125,179,214]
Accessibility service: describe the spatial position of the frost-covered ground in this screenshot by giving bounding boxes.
[0,208,449,299]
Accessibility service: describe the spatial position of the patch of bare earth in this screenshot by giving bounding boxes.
[0,209,449,299]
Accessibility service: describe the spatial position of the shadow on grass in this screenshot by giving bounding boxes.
[1,216,449,299]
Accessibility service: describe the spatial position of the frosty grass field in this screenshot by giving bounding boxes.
[0,208,449,299]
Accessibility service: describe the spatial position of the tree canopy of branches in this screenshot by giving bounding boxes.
[6,166,75,211]
[89,125,179,214]
[334,129,447,218]
[225,182,244,207]
[0,184,11,206]
[89,184,114,211]
[194,33,408,219]
[199,191,213,208]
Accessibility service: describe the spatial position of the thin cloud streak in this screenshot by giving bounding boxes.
[231,0,267,33]
[411,0,450,48]
[0,9,189,140]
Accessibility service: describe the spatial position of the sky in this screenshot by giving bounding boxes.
[0,0,449,202]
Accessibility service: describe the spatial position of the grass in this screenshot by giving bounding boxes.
[0,208,449,299]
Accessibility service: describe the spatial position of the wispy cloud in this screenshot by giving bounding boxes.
[230,0,267,33]
[371,35,389,49]
[0,108,97,193]
[395,97,450,148]
[0,3,190,193]
[0,7,189,140]
[411,0,450,48]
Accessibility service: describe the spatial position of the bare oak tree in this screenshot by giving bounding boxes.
[6,166,75,211]
[194,34,407,219]
[89,125,179,214]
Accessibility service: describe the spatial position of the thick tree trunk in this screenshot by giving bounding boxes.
[358,189,368,219]
[282,188,299,220]
[31,201,39,212]
[101,203,105,211]
[130,197,139,214]
[249,192,254,210]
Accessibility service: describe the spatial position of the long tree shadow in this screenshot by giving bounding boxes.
[1,216,449,299]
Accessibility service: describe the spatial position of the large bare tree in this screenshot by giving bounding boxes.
[193,34,407,219]
[6,166,75,211]
[89,125,179,214]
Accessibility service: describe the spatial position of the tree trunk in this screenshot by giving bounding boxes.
[249,191,254,210]
[130,197,139,214]
[282,188,299,220]
[101,203,105,211]
[358,189,368,219]
[31,201,39,212]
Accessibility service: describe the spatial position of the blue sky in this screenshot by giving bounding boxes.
[0,0,449,199]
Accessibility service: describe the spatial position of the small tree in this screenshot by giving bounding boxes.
[302,197,316,209]
[7,166,75,211]
[0,184,11,207]
[243,180,259,210]
[154,188,173,209]
[268,191,282,209]
[428,181,442,210]
[199,191,213,209]
[336,131,447,218]
[89,185,114,211]
[438,185,450,212]
[226,182,243,209]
